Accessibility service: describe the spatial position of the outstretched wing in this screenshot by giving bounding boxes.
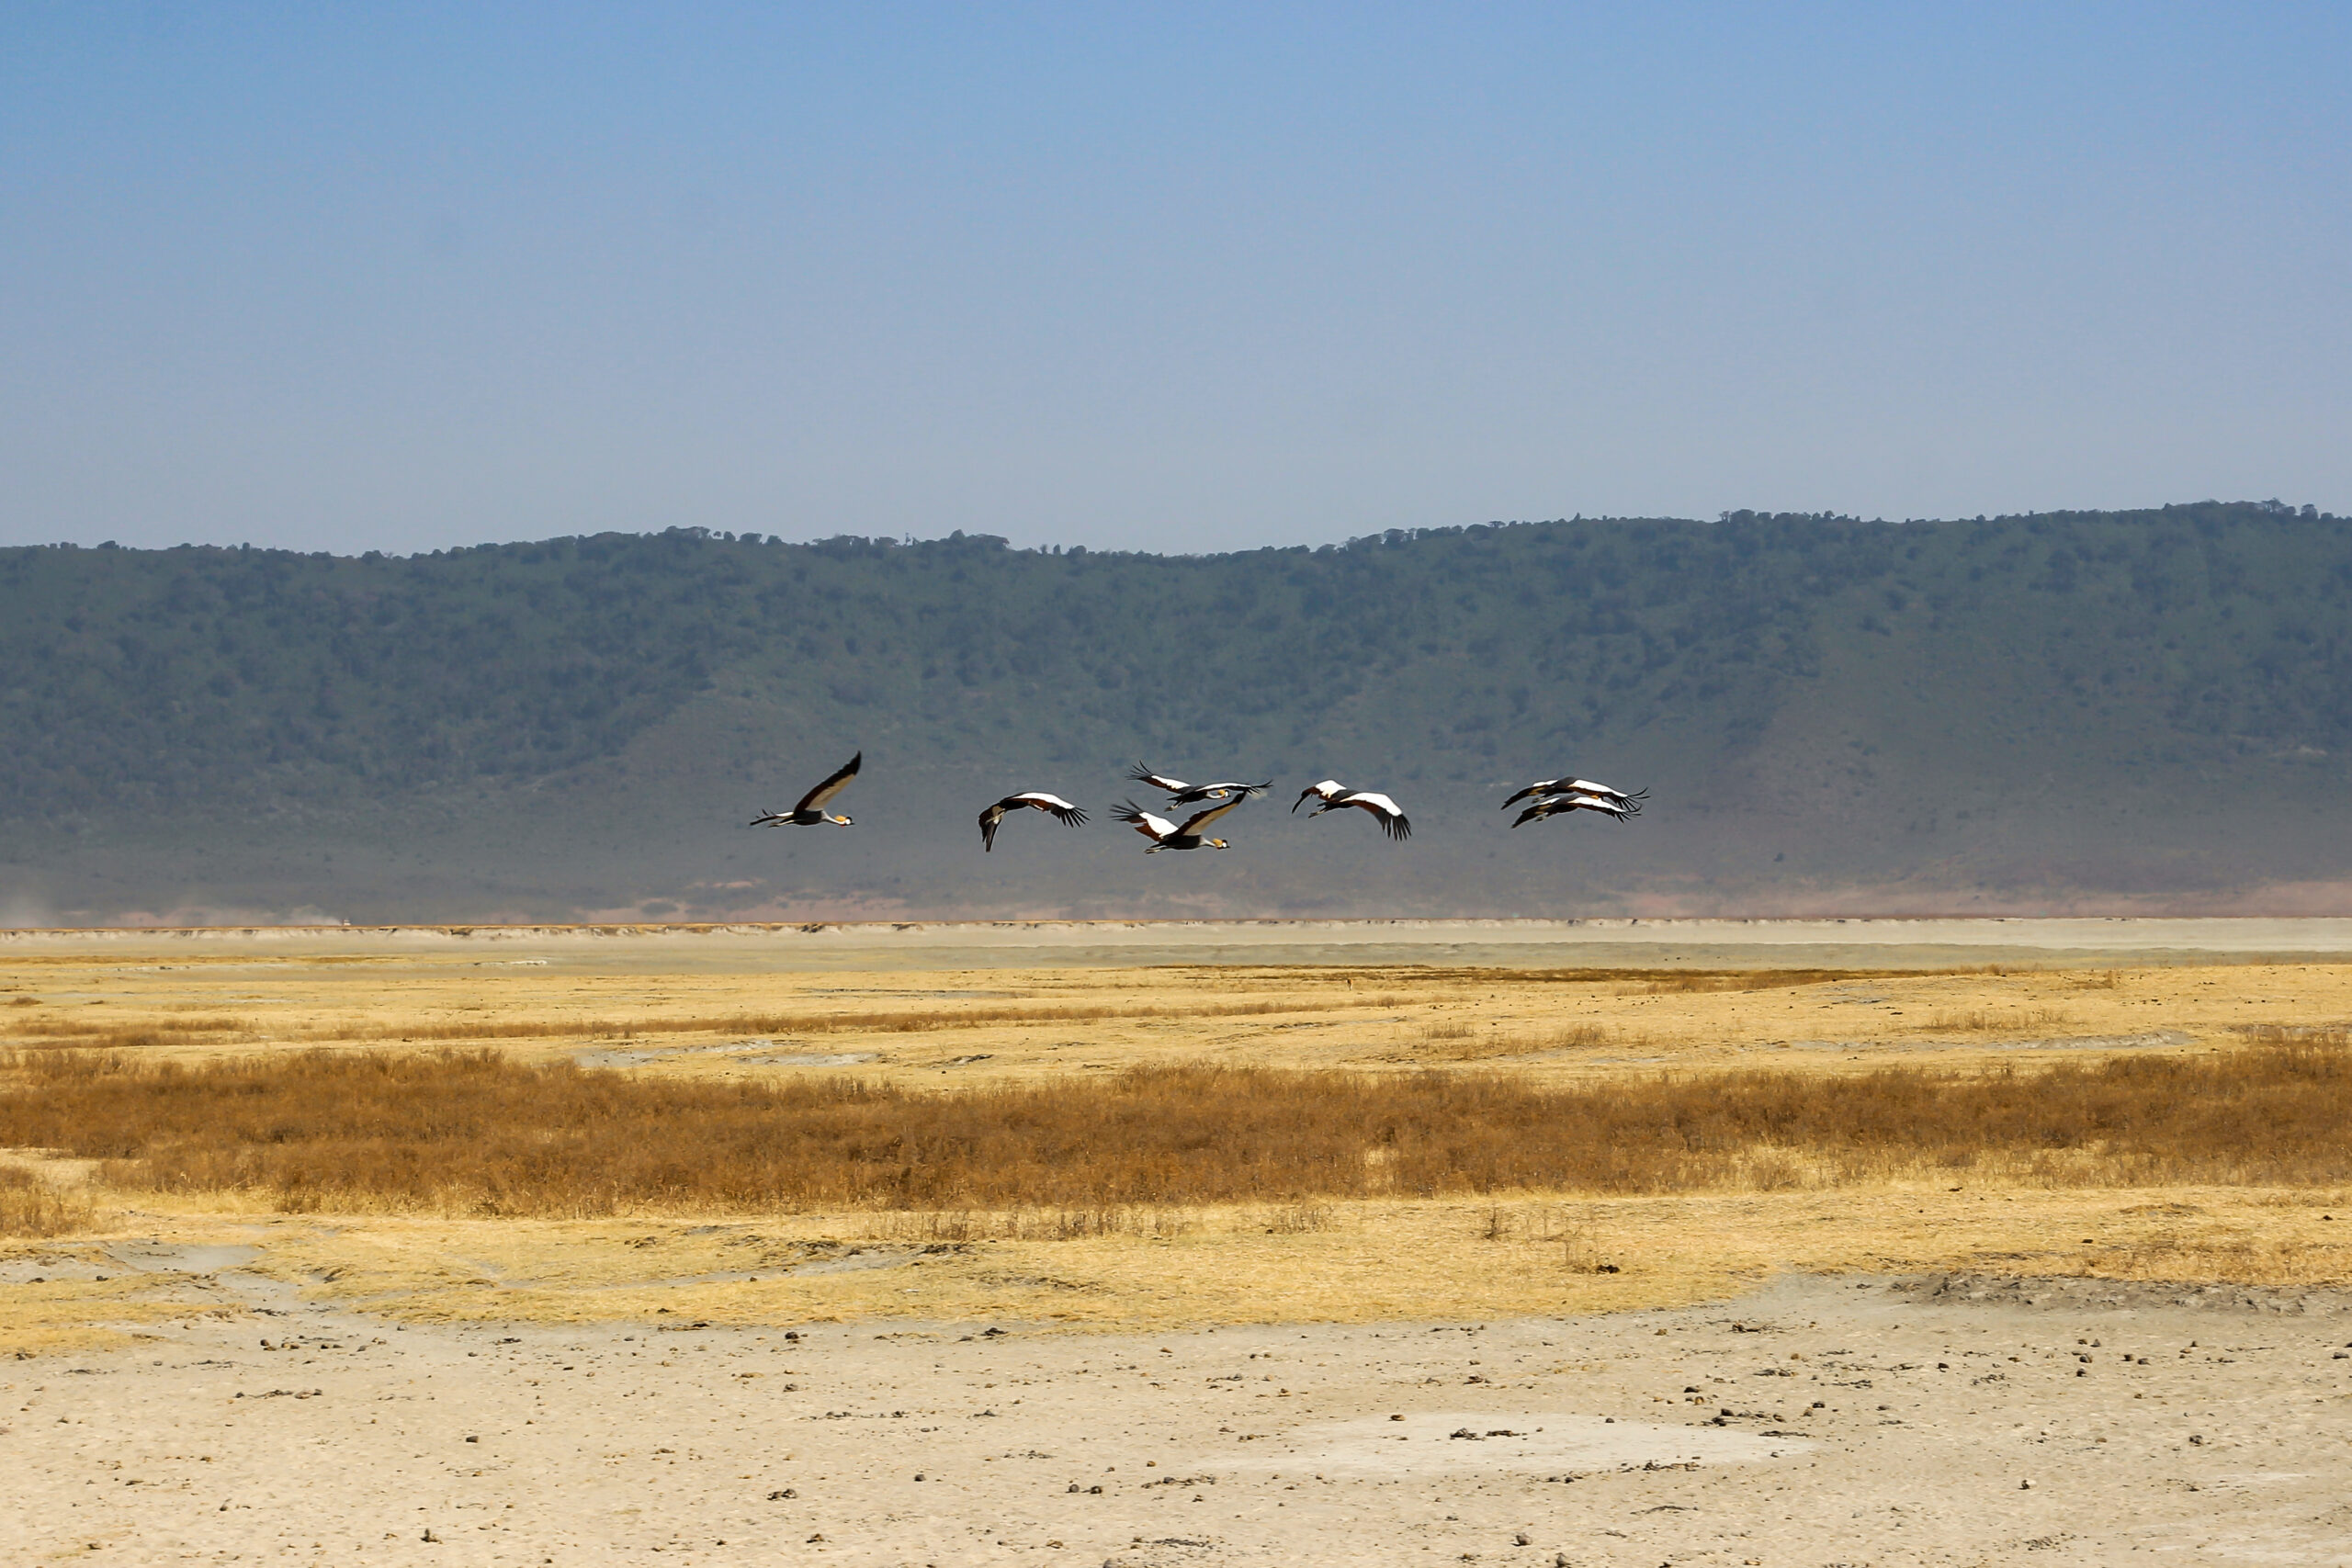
[1176,796,1245,837]
[1294,780,1341,813]
[978,803,1004,852]
[1128,763,1191,794]
[1340,792,1410,841]
[794,752,863,814]
[1008,792,1087,825]
[1110,799,1175,841]
[1535,793,1628,824]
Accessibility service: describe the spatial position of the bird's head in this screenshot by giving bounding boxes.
[1207,838,1229,850]
[829,813,854,826]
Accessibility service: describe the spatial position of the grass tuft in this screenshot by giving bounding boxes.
[0,1166,92,1237]
[3,1034,2348,1220]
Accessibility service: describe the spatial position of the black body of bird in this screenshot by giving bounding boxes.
[1510,793,1632,828]
[1128,763,1272,807]
[749,752,862,828]
[977,792,1088,852]
[1294,779,1410,840]
[1109,795,1246,852]
[1500,776,1646,812]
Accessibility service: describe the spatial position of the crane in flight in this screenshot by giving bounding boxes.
[749,752,862,828]
[977,791,1088,852]
[1128,763,1271,807]
[1294,779,1411,841]
[1110,795,1248,852]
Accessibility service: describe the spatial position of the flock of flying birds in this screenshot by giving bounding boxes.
[751,754,1646,853]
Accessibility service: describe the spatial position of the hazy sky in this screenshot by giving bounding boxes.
[5,4,2347,556]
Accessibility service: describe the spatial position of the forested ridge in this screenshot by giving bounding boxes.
[4,501,2349,921]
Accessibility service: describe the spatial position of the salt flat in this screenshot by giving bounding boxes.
[7,1270,2349,1566]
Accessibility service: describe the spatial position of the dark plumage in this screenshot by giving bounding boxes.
[1109,795,1246,852]
[978,791,1088,852]
[1510,793,1631,828]
[1306,788,1411,841]
[1128,763,1272,807]
[749,752,862,828]
[1500,775,1645,812]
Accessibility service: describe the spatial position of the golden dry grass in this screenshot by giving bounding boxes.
[6,933,2352,1343]
[6,942,2350,1087]
[4,1034,2347,1224]
[11,1184,2342,1349]
[0,1165,91,1237]
[1927,1007,2075,1032]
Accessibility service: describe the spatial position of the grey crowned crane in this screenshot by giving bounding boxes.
[1109,795,1245,852]
[1295,780,1411,841]
[1500,775,1646,813]
[977,792,1088,852]
[1293,779,1344,811]
[1128,763,1272,807]
[1510,792,1633,828]
[750,751,862,828]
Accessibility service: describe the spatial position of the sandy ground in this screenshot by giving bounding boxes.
[6,920,2352,1092]
[8,922,2352,1562]
[6,1268,2351,1566]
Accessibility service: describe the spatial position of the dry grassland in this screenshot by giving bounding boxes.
[6,1041,2349,1213]
[4,933,2351,1349]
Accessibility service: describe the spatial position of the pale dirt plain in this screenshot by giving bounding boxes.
[6,917,2352,1566]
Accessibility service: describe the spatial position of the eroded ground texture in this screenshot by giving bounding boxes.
[7,1270,2351,1567]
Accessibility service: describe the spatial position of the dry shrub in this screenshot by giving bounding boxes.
[0,1166,92,1237]
[1262,1201,1333,1234]
[306,994,1411,1045]
[877,1207,1193,1243]
[2,1037,2348,1218]
[1638,969,1883,995]
[5,1015,249,1043]
[1927,1008,2074,1033]
[1472,1203,1619,1270]
[1471,967,1982,992]
[1415,1021,1633,1060]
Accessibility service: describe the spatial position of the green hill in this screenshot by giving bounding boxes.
[4,502,2348,923]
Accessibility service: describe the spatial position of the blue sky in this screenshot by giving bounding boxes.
[4,3,2346,555]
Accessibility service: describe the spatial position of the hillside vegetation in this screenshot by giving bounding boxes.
[3,502,2347,922]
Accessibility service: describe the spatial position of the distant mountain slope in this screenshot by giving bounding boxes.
[4,502,2347,923]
